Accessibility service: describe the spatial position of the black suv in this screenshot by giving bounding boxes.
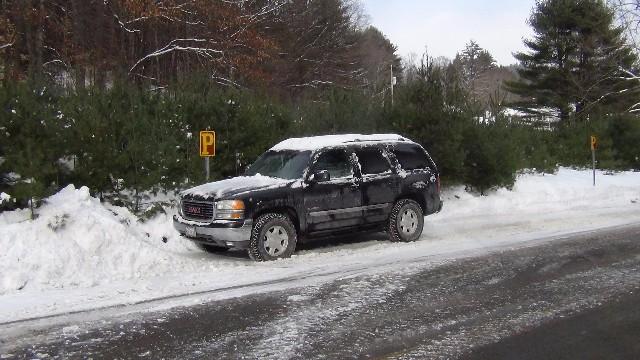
[173,134,442,261]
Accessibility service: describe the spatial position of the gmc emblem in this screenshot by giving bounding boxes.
[186,206,201,214]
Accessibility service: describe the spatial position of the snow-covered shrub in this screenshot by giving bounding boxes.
[47,213,69,232]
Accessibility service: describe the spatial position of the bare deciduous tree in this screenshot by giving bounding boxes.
[611,0,640,49]
[603,0,640,112]
[0,0,400,98]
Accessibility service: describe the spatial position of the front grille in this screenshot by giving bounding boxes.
[182,200,214,221]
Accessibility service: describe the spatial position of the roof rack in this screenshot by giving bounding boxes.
[345,136,406,143]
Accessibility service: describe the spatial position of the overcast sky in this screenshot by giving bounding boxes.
[362,0,537,65]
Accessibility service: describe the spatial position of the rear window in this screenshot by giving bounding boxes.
[391,144,432,171]
[355,148,391,175]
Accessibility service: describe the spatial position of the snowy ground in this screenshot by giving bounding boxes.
[1,168,639,324]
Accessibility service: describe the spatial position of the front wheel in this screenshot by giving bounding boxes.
[248,213,298,261]
[388,199,424,242]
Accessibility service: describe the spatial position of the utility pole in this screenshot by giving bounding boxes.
[390,64,394,107]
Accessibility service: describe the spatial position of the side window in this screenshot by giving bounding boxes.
[313,149,354,179]
[355,147,391,175]
[391,144,431,171]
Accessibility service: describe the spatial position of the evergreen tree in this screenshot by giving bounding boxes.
[506,0,639,123]
[0,83,65,218]
[389,54,470,181]
[454,40,497,88]
[356,26,403,96]
[452,41,498,113]
[607,114,640,169]
[463,121,518,195]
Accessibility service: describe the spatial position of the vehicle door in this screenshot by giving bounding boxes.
[354,146,398,224]
[390,143,439,213]
[304,148,362,232]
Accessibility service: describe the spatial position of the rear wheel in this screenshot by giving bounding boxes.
[388,199,424,242]
[248,213,298,261]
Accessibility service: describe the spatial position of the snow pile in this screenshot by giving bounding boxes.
[441,168,640,218]
[0,192,10,204]
[0,185,243,295]
[0,168,639,300]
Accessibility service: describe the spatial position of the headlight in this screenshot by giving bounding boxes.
[215,200,245,220]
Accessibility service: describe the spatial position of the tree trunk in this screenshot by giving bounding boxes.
[34,0,44,81]
[559,107,569,124]
[75,66,85,90]
[70,0,85,90]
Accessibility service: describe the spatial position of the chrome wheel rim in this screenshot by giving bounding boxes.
[399,208,418,235]
[263,225,289,256]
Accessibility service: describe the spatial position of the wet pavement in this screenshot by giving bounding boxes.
[2,224,640,359]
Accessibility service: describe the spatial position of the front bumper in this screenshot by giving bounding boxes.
[173,214,252,249]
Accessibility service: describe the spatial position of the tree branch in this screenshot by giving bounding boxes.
[129,39,223,73]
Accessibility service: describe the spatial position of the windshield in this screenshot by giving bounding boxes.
[245,150,311,180]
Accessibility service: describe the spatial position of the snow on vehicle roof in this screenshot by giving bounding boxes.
[270,133,412,151]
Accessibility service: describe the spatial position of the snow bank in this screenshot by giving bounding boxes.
[441,168,640,218]
[0,168,639,304]
[0,185,244,295]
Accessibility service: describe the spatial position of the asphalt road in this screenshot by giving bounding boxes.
[2,224,640,359]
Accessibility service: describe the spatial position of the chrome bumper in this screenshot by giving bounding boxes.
[173,214,253,248]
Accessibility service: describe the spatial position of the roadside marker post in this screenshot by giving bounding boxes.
[591,135,598,186]
[200,131,216,182]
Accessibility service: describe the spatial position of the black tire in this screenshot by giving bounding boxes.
[248,213,297,261]
[388,199,424,242]
[196,243,229,253]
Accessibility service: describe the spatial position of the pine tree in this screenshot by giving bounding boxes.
[454,41,496,88]
[356,26,403,95]
[0,83,64,218]
[452,41,498,113]
[389,54,470,181]
[506,0,639,123]
[463,120,519,195]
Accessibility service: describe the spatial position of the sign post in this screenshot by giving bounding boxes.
[200,131,216,182]
[205,157,209,182]
[590,135,597,186]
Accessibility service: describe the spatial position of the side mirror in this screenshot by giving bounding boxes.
[309,170,330,183]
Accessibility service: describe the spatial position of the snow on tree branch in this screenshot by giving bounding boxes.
[130,39,224,74]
